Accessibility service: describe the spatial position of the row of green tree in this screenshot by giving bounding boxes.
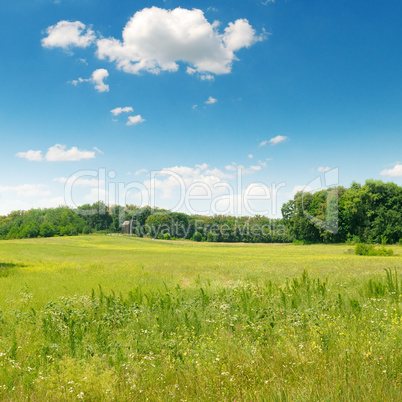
[0,202,290,243]
[0,180,400,243]
[281,180,402,244]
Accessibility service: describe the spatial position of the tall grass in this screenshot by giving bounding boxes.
[0,236,400,400]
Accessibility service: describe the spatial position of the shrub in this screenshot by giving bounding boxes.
[355,243,393,256]
[164,233,171,240]
[192,231,203,242]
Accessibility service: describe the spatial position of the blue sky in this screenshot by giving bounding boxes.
[0,0,401,216]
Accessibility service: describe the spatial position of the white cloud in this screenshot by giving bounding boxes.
[45,144,95,162]
[223,19,261,51]
[72,69,109,92]
[135,169,148,176]
[223,163,262,175]
[144,164,229,201]
[380,164,402,177]
[258,140,268,147]
[127,115,145,125]
[200,74,214,81]
[269,135,287,145]
[0,184,51,197]
[247,165,262,173]
[110,106,134,116]
[42,20,95,49]
[225,164,237,171]
[248,154,253,159]
[205,96,217,104]
[318,166,331,172]
[204,167,233,179]
[15,150,43,162]
[187,67,215,81]
[96,7,264,76]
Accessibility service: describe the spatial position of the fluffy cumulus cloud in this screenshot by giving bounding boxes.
[45,144,95,161]
[72,69,109,92]
[144,164,230,201]
[17,144,96,162]
[380,164,402,177]
[96,7,264,76]
[127,115,145,126]
[15,150,43,162]
[110,106,134,116]
[41,21,95,49]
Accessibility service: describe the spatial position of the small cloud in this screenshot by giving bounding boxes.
[127,115,145,126]
[318,166,331,173]
[200,74,214,81]
[78,58,88,65]
[204,167,233,179]
[192,105,198,110]
[261,0,275,5]
[41,20,96,49]
[269,135,287,145]
[380,163,402,177]
[45,144,95,162]
[16,150,43,162]
[248,154,253,159]
[135,169,148,176]
[110,106,134,116]
[258,160,267,167]
[259,140,268,147]
[196,163,209,170]
[72,69,109,92]
[93,146,104,154]
[205,96,217,104]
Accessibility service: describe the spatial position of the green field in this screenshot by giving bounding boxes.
[0,235,401,400]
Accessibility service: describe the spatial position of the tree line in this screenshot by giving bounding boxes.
[281,179,402,244]
[0,180,401,244]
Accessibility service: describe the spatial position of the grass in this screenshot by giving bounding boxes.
[0,235,401,400]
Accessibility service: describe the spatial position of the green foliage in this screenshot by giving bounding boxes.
[192,231,203,242]
[355,243,393,256]
[282,180,402,244]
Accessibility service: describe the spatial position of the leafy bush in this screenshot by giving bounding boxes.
[355,243,393,256]
[192,231,203,242]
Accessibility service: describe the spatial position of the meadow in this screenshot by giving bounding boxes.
[0,235,401,400]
